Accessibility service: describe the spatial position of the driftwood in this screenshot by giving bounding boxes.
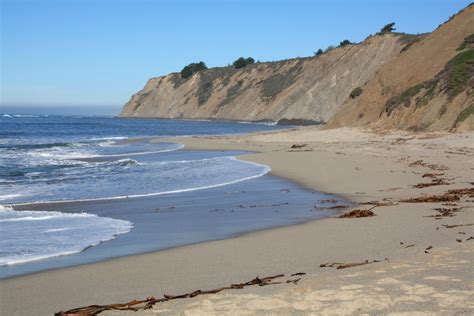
[326,205,350,210]
[424,246,433,253]
[404,244,415,248]
[442,223,474,229]
[290,143,307,149]
[320,260,381,270]
[55,274,294,316]
[339,206,376,218]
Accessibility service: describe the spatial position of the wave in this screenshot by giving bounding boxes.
[10,157,271,205]
[0,142,72,150]
[0,206,133,266]
[77,143,185,159]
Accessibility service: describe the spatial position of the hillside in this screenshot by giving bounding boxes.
[120,4,474,131]
[327,4,474,131]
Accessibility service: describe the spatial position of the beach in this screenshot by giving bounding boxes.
[1,127,473,315]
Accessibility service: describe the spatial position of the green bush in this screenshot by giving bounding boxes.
[446,49,474,97]
[349,87,363,99]
[180,61,207,79]
[233,57,255,69]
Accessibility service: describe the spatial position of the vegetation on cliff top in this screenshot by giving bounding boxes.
[181,61,208,79]
[233,57,255,69]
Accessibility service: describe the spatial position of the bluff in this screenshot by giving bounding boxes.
[120,4,474,131]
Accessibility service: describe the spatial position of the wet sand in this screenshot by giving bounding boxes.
[1,127,473,315]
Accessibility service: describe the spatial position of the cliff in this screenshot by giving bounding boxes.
[120,34,404,123]
[120,4,473,131]
[327,4,474,131]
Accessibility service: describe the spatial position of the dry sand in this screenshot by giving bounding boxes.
[1,127,473,315]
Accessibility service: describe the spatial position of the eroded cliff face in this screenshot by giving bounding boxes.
[120,34,404,123]
[327,4,474,131]
[120,4,474,131]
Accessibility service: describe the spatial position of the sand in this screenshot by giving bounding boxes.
[1,127,473,315]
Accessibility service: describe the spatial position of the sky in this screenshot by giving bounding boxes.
[1,0,472,114]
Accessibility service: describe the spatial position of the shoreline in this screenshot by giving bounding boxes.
[1,127,473,315]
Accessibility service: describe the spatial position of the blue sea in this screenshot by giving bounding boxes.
[0,114,347,278]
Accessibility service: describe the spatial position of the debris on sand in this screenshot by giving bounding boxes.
[56,274,293,315]
[339,206,376,218]
[320,259,382,270]
[290,143,307,149]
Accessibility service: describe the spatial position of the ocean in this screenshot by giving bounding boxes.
[0,114,347,278]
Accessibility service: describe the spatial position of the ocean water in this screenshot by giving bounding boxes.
[0,115,282,267]
[0,114,347,278]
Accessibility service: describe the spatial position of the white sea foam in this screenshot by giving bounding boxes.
[0,206,133,266]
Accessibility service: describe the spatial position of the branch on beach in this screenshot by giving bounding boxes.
[56,273,304,316]
[319,259,383,270]
[442,223,474,229]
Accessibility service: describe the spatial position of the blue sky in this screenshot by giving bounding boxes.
[1,0,471,112]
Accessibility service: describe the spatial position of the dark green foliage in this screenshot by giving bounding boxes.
[314,49,323,56]
[180,61,207,79]
[385,84,423,115]
[416,79,438,106]
[349,87,363,99]
[446,49,474,97]
[233,57,255,69]
[454,104,474,126]
[380,22,396,33]
[339,40,352,47]
[457,34,474,51]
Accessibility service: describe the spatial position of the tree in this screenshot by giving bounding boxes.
[233,57,255,69]
[180,61,207,79]
[314,49,323,56]
[339,39,352,47]
[380,22,396,33]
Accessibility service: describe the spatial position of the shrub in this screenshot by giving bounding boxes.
[446,49,474,97]
[349,87,363,99]
[314,49,323,56]
[180,61,207,79]
[385,84,423,115]
[380,22,396,34]
[233,57,255,69]
[339,40,352,47]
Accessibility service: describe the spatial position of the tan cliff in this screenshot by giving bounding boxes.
[120,34,404,123]
[327,4,474,131]
[120,4,473,131]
